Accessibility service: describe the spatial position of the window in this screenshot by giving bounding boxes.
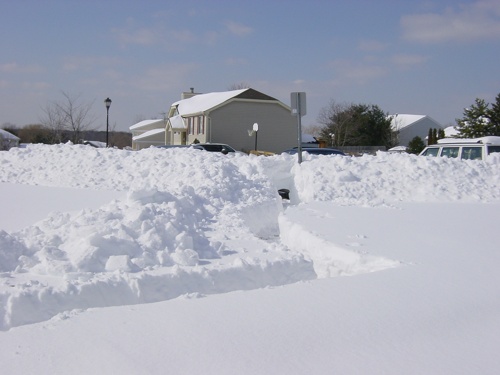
[461,147,482,160]
[487,146,500,155]
[441,147,459,158]
[188,118,194,135]
[422,148,439,156]
[197,116,205,134]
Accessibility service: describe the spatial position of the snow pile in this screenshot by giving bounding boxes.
[1,144,499,330]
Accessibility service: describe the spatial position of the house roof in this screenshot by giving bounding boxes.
[130,119,164,131]
[0,129,20,140]
[444,126,459,137]
[171,88,279,116]
[132,128,165,141]
[389,114,443,130]
[389,114,426,130]
[168,115,186,130]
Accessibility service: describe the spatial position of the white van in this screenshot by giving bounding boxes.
[419,136,500,160]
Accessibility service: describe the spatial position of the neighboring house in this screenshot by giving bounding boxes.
[0,129,20,150]
[164,88,297,153]
[390,114,443,146]
[130,119,166,150]
[443,125,459,138]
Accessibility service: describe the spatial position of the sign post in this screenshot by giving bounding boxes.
[291,92,307,164]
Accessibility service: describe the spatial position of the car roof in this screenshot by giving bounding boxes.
[437,136,500,146]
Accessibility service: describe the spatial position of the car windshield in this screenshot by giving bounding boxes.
[421,148,439,156]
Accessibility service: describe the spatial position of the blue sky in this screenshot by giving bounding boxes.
[1,0,499,133]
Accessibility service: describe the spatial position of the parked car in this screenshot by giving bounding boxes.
[192,143,237,154]
[156,145,191,149]
[156,143,240,154]
[282,147,346,156]
[419,136,500,160]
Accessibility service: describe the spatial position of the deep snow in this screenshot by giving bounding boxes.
[1,144,500,374]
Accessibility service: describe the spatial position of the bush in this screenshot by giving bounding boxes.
[407,136,425,154]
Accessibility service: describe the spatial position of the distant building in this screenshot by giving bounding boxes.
[390,114,443,146]
[0,129,20,150]
[130,88,297,153]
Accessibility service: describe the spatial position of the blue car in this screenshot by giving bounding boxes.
[283,147,345,156]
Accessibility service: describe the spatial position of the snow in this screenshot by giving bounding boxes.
[131,127,165,141]
[1,143,500,374]
[129,119,164,131]
[172,88,247,115]
[390,113,426,129]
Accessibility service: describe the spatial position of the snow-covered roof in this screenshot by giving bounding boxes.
[389,114,426,130]
[171,88,279,116]
[168,115,186,130]
[132,128,165,141]
[437,136,500,145]
[444,126,459,137]
[130,119,164,131]
[388,146,407,152]
[0,129,20,140]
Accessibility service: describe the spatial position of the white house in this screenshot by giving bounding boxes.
[390,114,443,146]
[0,129,20,151]
[129,88,298,153]
[165,88,297,153]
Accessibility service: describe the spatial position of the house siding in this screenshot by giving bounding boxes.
[397,117,443,146]
[208,100,296,153]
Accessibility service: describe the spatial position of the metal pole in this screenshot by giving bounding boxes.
[297,93,303,164]
[255,130,258,151]
[106,107,109,148]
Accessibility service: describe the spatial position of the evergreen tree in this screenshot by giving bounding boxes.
[487,93,500,136]
[455,98,491,138]
[319,102,393,148]
[427,128,434,145]
[350,104,394,148]
[407,136,425,154]
[438,128,445,139]
[432,128,438,144]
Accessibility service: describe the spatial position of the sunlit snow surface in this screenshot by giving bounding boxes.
[1,144,500,374]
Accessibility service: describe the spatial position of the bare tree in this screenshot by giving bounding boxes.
[40,92,97,144]
[318,100,357,147]
[228,82,250,90]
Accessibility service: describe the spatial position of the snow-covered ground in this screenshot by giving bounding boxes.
[1,144,500,374]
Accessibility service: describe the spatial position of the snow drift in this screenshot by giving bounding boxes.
[1,144,499,331]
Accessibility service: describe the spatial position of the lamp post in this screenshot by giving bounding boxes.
[253,123,258,151]
[104,97,112,147]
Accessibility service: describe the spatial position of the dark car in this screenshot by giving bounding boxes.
[156,145,191,149]
[192,143,238,154]
[283,147,346,156]
[156,143,238,154]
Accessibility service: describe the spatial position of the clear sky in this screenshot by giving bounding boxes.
[1,0,499,133]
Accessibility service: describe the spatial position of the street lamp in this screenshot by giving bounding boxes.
[104,97,112,147]
[253,123,258,151]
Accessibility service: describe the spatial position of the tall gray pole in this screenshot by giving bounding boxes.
[106,108,109,147]
[297,94,303,164]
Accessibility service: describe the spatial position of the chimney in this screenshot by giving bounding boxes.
[182,87,200,100]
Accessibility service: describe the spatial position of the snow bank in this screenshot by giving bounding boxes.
[1,144,499,330]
